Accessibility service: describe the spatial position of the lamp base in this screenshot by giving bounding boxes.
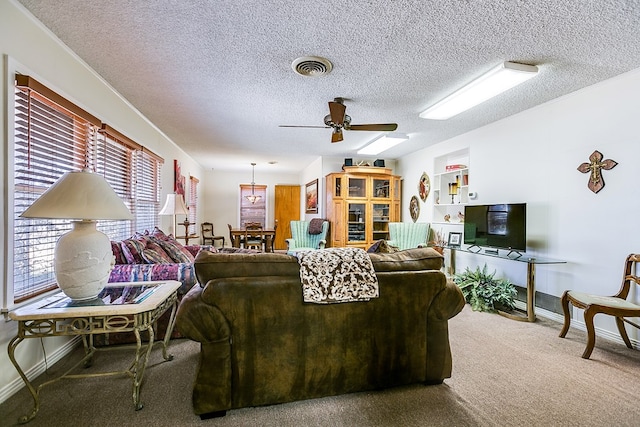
[54,220,114,301]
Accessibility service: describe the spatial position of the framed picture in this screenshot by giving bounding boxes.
[418,172,430,202]
[305,179,318,214]
[448,232,462,247]
[174,159,185,195]
[409,195,420,222]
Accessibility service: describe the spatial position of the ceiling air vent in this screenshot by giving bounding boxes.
[292,56,333,77]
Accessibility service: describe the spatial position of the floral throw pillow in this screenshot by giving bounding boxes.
[155,238,194,263]
[141,240,174,264]
[111,241,128,264]
[121,238,146,264]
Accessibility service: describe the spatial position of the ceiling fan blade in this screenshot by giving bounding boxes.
[331,129,343,143]
[328,101,346,125]
[348,123,398,131]
[279,125,330,128]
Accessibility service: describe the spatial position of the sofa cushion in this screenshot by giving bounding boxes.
[368,247,443,272]
[194,250,299,286]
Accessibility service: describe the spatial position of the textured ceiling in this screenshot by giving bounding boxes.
[16,0,640,173]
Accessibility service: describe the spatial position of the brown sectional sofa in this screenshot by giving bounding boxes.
[176,247,465,418]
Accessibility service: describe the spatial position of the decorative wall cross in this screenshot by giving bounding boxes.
[577,150,617,194]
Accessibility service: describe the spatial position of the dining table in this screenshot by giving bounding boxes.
[229,228,276,252]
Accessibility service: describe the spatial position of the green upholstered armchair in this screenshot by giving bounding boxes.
[286,220,329,255]
[387,222,430,250]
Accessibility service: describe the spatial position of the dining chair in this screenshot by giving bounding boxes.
[228,224,243,248]
[201,222,225,247]
[559,253,640,359]
[244,223,264,251]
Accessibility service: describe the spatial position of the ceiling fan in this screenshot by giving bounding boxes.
[279,98,398,143]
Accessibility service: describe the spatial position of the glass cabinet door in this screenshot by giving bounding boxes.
[372,203,390,241]
[372,178,390,198]
[347,203,366,242]
[348,177,366,198]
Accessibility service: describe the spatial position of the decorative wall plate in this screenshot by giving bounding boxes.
[418,172,430,202]
[409,195,420,222]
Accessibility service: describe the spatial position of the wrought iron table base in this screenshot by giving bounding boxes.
[7,291,177,424]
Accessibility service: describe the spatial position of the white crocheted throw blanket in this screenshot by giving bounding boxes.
[296,247,379,304]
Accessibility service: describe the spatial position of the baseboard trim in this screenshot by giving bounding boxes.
[0,336,80,405]
[521,301,640,351]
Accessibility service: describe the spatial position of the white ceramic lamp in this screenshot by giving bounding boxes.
[20,169,133,301]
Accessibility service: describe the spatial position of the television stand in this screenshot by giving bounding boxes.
[449,247,565,322]
[506,249,524,258]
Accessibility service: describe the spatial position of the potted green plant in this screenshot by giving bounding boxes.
[453,264,517,312]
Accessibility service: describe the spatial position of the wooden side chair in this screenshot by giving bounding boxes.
[201,222,225,247]
[243,222,264,251]
[559,253,640,359]
[228,224,243,248]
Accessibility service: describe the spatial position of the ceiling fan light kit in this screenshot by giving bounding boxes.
[358,132,409,155]
[419,61,539,120]
[280,97,398,144]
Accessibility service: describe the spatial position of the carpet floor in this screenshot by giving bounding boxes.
[2,306,639,426]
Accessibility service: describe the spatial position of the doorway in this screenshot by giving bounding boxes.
[274,185,300,250]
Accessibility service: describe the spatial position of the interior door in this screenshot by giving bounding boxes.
[274,185,301,250]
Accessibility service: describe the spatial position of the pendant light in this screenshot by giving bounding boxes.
[245,162,262,204]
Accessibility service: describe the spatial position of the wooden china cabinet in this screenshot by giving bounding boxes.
[325,166,401,249]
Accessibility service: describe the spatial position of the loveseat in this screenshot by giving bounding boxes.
[176,247,465,418]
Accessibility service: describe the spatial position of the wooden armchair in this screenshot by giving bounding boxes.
[559,253,640,359]
[201,222,225,247]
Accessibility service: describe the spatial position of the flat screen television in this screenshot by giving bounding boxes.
[463,203,527,251]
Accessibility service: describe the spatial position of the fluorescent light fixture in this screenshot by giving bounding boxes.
[419,61,539,120]
[357,133,409,156]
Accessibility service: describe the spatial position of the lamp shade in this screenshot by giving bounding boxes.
[158,193,189,216]
[20,169,132,301]
[20,169,133,220]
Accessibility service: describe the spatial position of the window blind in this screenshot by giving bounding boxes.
[13,79,98,301]
[188,176,199,235]
[240,184,267,227]
[12,75,164,303]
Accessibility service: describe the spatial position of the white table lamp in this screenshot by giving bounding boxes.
[20,169,133,301]
[159,193,189,236]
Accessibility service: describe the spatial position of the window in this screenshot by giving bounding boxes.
[240,184,266,227]
[188,176,199,235]
[12,75,163,303]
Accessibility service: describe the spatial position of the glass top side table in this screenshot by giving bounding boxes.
[8,280,181,424]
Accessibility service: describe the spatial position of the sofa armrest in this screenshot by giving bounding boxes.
[428,279,465,321]
[425,278,465,383]
[176,284,231,343]
[285,238,294,250]
[175,284,232,414]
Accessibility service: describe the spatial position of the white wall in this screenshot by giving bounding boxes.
[0,1,204,403]
[202,167,299,237]
[397,66,640,339]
